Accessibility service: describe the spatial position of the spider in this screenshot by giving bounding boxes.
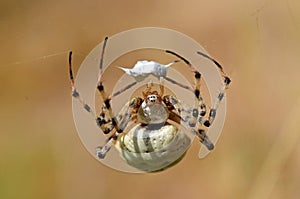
[68,37,231,172]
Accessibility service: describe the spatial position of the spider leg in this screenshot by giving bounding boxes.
[93,36,140,158]
[96,37,141,132]
[68,38,137,159]
[96,37,124,133]
[202,77,230,127]
[165,50,231,148]
[96,97,142,158]
[159,77,164,96]
[96,106,134,159]
[196,51,231,127]
[166,50,198,71]
[68,51,98,119]
[110,81,137,98]
[194,129,214,150]
[68,51,117,136]
[165,50,207,127]
[164,76,193,91]
[163,95,214,150]
[165,51,198,90]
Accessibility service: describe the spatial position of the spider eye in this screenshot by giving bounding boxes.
[147,95,157,103]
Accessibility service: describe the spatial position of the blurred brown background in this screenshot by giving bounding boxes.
[1,0,300,199]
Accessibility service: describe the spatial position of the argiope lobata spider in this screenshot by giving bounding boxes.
[68,37,231,172]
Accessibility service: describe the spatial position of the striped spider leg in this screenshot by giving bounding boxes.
[196,51,231,127]
[165,50,231,149]
[163,95,214,150]
[68,37,141,159]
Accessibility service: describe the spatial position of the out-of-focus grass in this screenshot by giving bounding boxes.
[248,96,300,199]
[0,136,56,199]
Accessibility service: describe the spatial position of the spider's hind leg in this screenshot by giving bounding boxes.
[96,97,142,158]
[163,95,214,151]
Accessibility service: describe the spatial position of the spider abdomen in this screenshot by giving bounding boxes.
[116,124,191,172]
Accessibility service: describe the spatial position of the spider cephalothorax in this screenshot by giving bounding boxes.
[138,87,168,125]
[68,36,231,172]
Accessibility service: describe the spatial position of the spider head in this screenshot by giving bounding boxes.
[147,94,158,103]
[138,88,168,124]
[145,91,161,106]
[142,84,162,105]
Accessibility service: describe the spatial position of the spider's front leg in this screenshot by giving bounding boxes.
[200,77,231,128]
[196,51,232,127]
[193,52,231,148]
[68,49,119,158]
[165,50,207,127]
[94,37,144,158]
[69,36,142,159]
[166,50,231,149]
[165,51,212,147]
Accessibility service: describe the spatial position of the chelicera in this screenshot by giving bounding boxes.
[68,37,231,172]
